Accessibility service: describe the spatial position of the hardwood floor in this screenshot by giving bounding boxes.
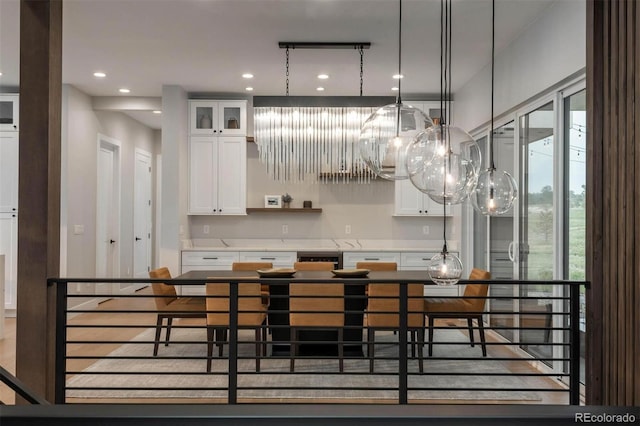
[0,287,573,405]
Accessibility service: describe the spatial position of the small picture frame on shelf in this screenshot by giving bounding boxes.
[264,195,282,208]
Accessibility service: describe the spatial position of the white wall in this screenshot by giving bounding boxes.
[62,84,158,279]
[454,0,586,132]
[188,141,457,244]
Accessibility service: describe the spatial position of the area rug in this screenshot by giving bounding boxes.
[65,327,546,402]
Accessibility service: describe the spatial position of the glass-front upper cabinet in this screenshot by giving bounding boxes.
[189,100,247,136]
[0,94,19,131]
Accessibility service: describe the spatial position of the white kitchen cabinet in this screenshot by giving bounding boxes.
[239,251,297,267]
[394,179,451,216]
[189,100,247,136]
[180,251,239,296]
[0,132,19,213]
[188,136,246,215]
[0,213,18,310]
[0,95,19,132]
[342,251,401,269]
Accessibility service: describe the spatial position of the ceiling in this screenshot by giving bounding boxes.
[0,0,557,129]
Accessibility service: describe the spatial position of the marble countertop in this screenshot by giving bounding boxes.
[183,238,452,252]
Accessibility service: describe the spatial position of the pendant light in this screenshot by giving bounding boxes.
[358,0,433,181]
[405,0,480,204]
[471,0,518,215]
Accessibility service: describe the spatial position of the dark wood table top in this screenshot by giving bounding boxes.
[175,269,434,284]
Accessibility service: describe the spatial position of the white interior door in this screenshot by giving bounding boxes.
[133,149,152,284]
[96,135,121,296]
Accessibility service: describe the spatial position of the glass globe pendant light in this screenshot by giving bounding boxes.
[358,0,433,181]
[471,0,517,215]
[407,122,480,204]
[405,0,480,204]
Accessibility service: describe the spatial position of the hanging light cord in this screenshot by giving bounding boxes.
[489,0,496,170]
[397,0,402,104]
[359,46,364,96]
[285,46,290,96]
[394,0,402,138]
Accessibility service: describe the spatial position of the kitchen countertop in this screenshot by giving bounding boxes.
[183,238,453,252]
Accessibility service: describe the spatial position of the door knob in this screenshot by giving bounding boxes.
[135,237,142,241]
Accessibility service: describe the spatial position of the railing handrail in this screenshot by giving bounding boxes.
[0,365,50,405]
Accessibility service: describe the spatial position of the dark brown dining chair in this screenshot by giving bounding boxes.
[148,267,206,356]
[424,268,491,357]
[205,277,267,372]
[289,261,344,372]
[358,262,424,373]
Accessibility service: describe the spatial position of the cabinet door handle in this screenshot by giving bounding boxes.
[203,257,219,260]
[213,130,217,133]
[364,257,380,261]
[135,237,142,241]
[260,257,276,260]
[421,258,429,261]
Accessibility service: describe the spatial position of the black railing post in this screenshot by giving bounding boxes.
[53,279,68,404]
[569,282,581,405]
[398,281,408,404]
[228,280,239,404]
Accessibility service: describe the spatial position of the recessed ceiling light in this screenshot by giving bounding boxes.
[93,72,106,78]
[242,73,254,79]
[245,87,254,92]
[119,88,130,93]
[316,87,325,92]
[152,110,162,114]
[391,87,399,91]
[317,74,329,80]
[392,74,404,79]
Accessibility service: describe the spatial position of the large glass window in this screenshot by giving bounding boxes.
[519,101,555,361]
[563,89,586,383]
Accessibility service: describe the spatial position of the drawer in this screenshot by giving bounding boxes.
[181,251,239,266]
[239,251,297,267]
[400,252,440,269]
[342,251,401,268]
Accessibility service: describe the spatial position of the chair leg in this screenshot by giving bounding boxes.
[417,328,424,373]
[216,328,225,357]
[410,330,416,358]
[289,328,297,372]
[165,317,173,346]
[428,316,435,357]
[367,328,375,373]
[337,328,344,373]
[153,315,163,356]
[467,317,475,347]
[206,326,214,373]
[477,315,487,357]
[261,320,268,358]
[254,328,261,372]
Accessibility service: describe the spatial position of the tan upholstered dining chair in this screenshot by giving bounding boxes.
[205,275,267,372]
[233,262,273,306]
[358,262,424,373]
[148,267,206,356]
[289,261,344,372]
[424,268,491,357]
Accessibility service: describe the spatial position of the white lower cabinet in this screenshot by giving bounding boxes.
[180,251,239,295]
[238,251,297,267]
[0,213,18,310]
[342,251,401,269]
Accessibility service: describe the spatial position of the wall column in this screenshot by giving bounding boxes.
[586,0,640,405]
[16,0,62,402]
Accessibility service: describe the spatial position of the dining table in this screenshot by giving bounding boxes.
[175,269,433,357]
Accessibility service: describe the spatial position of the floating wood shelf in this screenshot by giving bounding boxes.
[246,208,322,213]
